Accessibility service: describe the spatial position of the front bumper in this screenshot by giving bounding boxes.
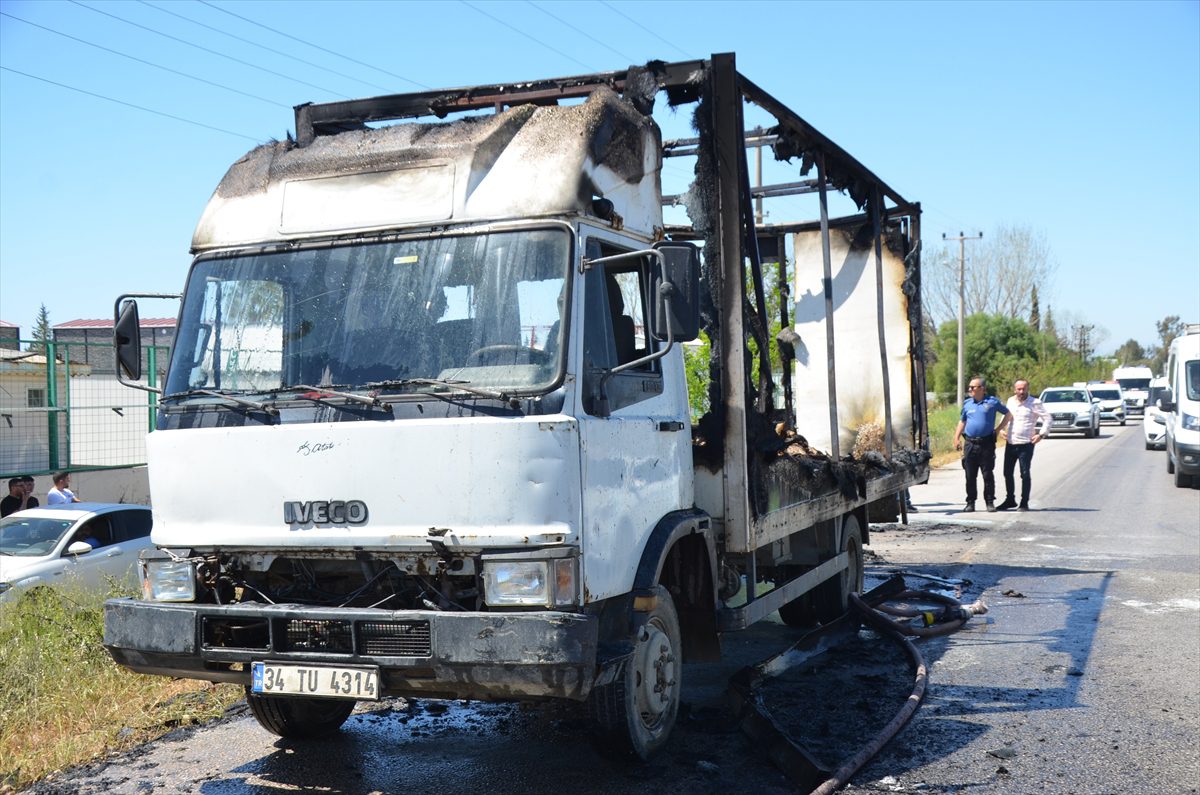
[1047,413,1093,434]
[1098,408,1125,422]
[1174,440,1200,475]
[104,598,599,701]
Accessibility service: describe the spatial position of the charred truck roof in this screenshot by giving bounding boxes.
[192,86,662,252]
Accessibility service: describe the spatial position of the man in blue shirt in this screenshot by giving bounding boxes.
[952,376,1011,512]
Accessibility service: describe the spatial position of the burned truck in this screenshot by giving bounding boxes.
[105,54,929,758]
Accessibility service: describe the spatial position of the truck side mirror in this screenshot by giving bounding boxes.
[1158,389,1175,413]
[651,241,701,343]
[114,299,143,381]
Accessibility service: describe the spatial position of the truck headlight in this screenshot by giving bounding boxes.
[482,558,577,607]
[1183,413,1200,431]
[142,559,196,602]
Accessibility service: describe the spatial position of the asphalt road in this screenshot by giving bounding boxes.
[30,423,1200,794]
[846,421,1200,794]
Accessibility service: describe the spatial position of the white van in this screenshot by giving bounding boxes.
[1161,327,1200,487]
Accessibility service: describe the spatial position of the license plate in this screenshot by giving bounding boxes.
[251,662,379,700]
[1053,420,1069,427]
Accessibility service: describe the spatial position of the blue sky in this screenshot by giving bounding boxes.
[1,0,1197,353]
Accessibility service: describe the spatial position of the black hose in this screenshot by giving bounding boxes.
[809,592,930,794]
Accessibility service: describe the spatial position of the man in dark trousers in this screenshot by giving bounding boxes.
[952,377,1011,512]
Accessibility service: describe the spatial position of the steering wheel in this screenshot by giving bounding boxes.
[464,344,551,367]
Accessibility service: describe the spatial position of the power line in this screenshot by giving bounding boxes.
[598,0,692,59]
[197,0,432,90]
[0,66,261,141]
[0,11,288,108]
[137,0,394,95]
[67,0,352,99]
[460,1,599,73]
[526,1,636,64]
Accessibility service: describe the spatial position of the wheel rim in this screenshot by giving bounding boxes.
[633,618,677,730]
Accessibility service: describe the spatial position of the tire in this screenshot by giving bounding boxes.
[1167,452,1175,474]
[589,584,681,760]
[777,588,819,628]
[1146,440,1153,450]
[245,691,356,739]
[1120,419,1126,426]
[1174,467,1191,488]
[811,514,865,624]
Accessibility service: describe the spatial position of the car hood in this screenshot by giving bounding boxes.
[1046,402,1091,413]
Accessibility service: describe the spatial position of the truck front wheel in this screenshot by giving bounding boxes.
[589,584,681,759]
[245,691,356,739]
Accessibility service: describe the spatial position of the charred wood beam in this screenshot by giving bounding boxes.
[736,74,910,210]
[663,131,780,156]
[662,180,826,207]
[295,59,708,145]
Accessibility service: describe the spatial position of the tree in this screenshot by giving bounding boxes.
[1029,286,1040,332]
[931,313,1039,397]
[29,303,51,355]
[1113,339,1146,366]
[923,225,1057,329]
[1150,315,1185,374]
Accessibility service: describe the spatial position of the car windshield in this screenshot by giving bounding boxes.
[1042,390,1086,403]
[1091,388,1120,400]
[164,228,571,401]
[0,516,75,557]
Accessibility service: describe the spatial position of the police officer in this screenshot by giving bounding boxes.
[952,376,1011,512]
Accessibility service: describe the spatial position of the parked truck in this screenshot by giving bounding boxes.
[104,54,929,758]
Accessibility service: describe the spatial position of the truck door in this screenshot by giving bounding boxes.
[577,232,692,603]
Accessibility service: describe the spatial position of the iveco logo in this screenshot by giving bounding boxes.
[284,500,369,525]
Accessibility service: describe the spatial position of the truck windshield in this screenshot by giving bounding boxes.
[1116,379,1150,390]
[164,228,570,400]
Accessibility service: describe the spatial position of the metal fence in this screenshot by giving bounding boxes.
[0,339,168,477]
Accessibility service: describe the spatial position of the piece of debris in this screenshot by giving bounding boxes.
[1002,589,1026,598]
[987,746,1018,760]
[997,765,1010,775]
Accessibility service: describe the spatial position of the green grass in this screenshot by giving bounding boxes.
[0,586,241,791]
[928,403,964,467]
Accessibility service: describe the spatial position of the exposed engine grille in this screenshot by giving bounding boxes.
[280,619,354,654]
[358,621,432,657]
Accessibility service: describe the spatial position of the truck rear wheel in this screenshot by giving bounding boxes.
[589,584,681,759]
[245,691,356,739]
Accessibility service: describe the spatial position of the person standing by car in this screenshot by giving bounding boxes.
[46,471,81,504]
[998,379,1050,511]
[1,476,39,517]
[953,377,1011,512]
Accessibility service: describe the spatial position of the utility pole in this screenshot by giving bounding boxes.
[943,231,983,406]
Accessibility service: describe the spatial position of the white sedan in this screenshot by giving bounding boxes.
[0,503,154,603]
[1040,387,1100,437]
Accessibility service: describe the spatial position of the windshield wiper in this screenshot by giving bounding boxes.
[368,378,511,403]
[284,385,392,412]
[163,389,278,415]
